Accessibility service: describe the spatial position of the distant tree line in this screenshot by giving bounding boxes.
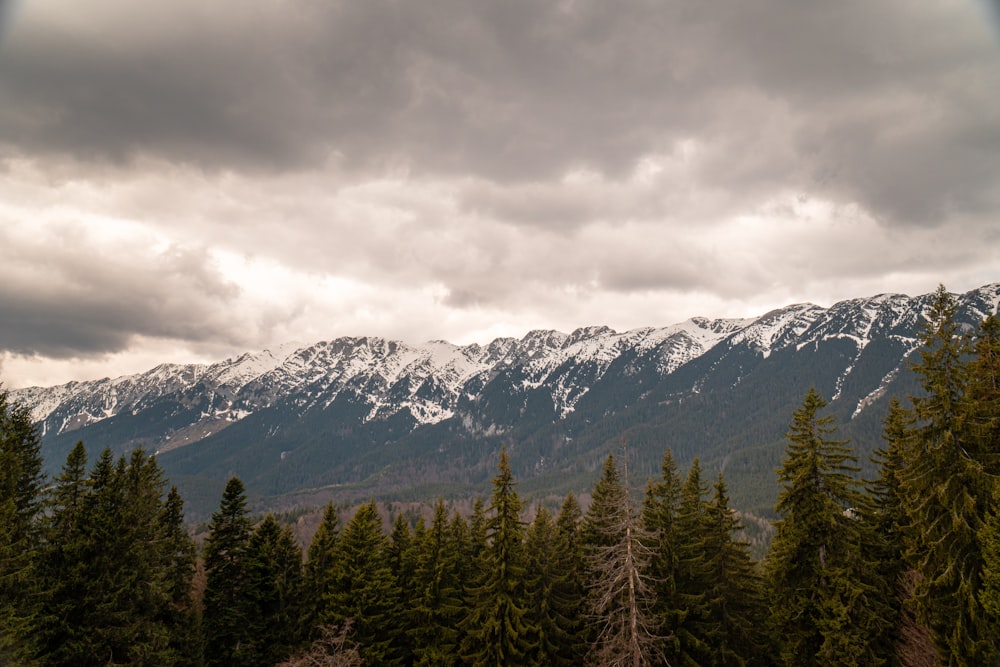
[1,285,999,665]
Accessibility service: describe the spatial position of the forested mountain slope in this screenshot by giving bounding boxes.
[14,284,1000,518]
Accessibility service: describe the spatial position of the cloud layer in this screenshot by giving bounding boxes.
[1,0,998,387]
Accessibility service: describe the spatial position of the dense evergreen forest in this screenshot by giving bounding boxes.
[2,286,1000,666]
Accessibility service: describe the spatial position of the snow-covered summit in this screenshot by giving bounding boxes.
[11,284,999,451]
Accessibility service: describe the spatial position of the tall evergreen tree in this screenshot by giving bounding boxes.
[323,500,402,666]
[388,512,420,666]
[203,477,254,667]
[524,505,584,666]
[766,388,884,666]
[243,514,303,667]
[672,458,713,665]
[0,386,45,664]
[447,509,476,658]
[157,486,201,666]
[966,314,1000,474]
[36,447,183,666]
[554,493,587,664]
[899,286,998,663]
[859,397,913,666]
[700,473,769,667]
[34,441,89,666]
[411,499,465,667]
[460,447,535,666]
[641,448,685,663]
[301,502,341,638]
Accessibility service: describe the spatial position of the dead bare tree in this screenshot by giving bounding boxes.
[585,440,665,667]
[278,621,363,667]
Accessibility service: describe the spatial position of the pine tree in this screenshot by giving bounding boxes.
[157,486,201,666]
[411,499,465,667]
[899,286,998,663]
[700,473,769,667]
[203,477,254,667]
[672,458,713,665]
[460,447,535,666]
[966,314,1000,475]
[388,512,419,666]
[641,448,685,663]
[34,441,89,666]
[323,500,402,666]
[554,493,587,664]
[447,509,476,658]
[859,397,913,666]
[766,388,883,665]
[36,447,182,666]
[301,502,341,638]
[524,505,585,667]
[583,449,660,667]
[982,486,1000,620]
[0,386,45,664]
[243,514,303,667]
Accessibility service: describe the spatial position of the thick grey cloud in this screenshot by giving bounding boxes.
[0,224,249,357]
[0,0,998,387]
[3,0,998,223]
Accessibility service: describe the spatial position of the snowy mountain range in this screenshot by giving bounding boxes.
[14,284,1000,518]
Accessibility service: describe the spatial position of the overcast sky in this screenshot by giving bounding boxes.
[1,0,999,389]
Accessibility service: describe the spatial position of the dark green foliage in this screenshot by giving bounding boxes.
[388,512,420,665]
[33,442,88,666]
[523,505,585,666]
[899,287,998,664]
[0,386,45,664]
[323,500,402,666]
[242,515,303,666]
[766,388,884,666]
[671,458,713,665]
[642,448,687,663]
[982,485,1000,621]
[858,398,912,666]
[35,445,196,666]
[411,500,466,666]
[553,493,587,663]
[158,486,202,666]
[301,502,341,636]
[700,474,769,667]
[460,447,535,666]
[203,477,254,667]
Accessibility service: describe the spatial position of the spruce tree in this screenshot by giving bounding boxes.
[672,458,713,665]
[36,447,182,666]
[34,441,89,666]
[447,509,476,658]
[243,514,303,667]
[766,388,883,665]
[899,286,998,663]
[157,486,201,666]
[966,314,1000,474]
[388,512,419,665]
[411,499,465,667]
[203,477,254,667]
[301,502,341,637]
[700,474,769,667]
[323,500,402,666]
[0,386,45,664]
[554,493,587,664]
[523,505,583,667]
[641,448,685,663]
[460,447,535,666]
[859,397,912,666]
